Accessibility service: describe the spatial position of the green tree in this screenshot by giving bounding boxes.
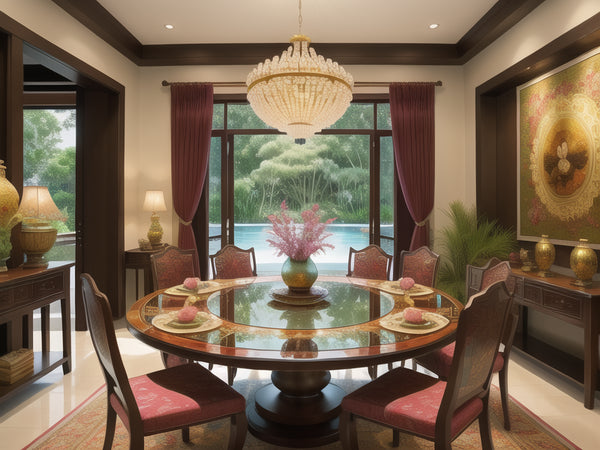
[23,110,63,184]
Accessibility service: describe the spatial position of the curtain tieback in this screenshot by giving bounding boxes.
[179,217,193,226]
[415,214,431,227]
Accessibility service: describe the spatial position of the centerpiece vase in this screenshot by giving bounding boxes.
[281,256,318,292]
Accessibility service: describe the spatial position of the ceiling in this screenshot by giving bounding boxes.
[49,0,546,66]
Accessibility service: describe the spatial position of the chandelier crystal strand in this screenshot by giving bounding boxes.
[246,1,353,140]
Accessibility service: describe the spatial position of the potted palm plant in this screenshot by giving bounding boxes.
[436,201,516,304]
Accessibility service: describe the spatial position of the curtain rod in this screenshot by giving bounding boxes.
[161,80,443,87]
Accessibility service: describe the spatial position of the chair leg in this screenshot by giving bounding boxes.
[388,362,394,371]
[478,396,493,450]
[129,427,145,450]
[182,426,190,442]
[103,403,117,450]
[227,412,248,450]
[339,411,359,450]
[392,429,400,447]
[208,362,214,371]
[368,365,378,380]
[498,367,511,430]
[228,366,238,385]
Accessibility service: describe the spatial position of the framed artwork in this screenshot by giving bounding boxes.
[518,47,600,248]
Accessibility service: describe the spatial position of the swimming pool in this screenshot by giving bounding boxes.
[209,224,390,275]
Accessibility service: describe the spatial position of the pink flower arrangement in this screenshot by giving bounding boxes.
[267,201,336,261]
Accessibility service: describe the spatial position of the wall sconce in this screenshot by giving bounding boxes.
[17,186,66,268]
[143,190,167,248]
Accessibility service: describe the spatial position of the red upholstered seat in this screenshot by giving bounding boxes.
[347,245,393,281]
[80,273,247,449]
[342,369,483,439]
[339,282,513,449]
[419,341,505,379]
[210,244,257,279]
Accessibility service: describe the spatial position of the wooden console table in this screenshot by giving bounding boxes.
[511,268,600,409]
[124,245,167,299]
[0,261,74,404]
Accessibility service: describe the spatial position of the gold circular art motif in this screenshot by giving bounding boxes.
[530,94,600,220]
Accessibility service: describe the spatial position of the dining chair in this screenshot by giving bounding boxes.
[150,245,200,291]
[80,273,247,449]
[339,281,513,449]
[150,245,201,369]
[209,244,257,384]
[416,260,518,430]
[347,244,393,281]
[210,244,257,279]
[397,245,440,287]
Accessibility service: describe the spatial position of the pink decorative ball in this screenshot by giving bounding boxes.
[177,306,198,323]
[183,277,200,290]
[399,277,415,291]
[403,307,424,324]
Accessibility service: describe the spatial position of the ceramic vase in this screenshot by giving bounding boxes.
[570,239,597,287]
[535,235,555,277]
[281,256,318,292]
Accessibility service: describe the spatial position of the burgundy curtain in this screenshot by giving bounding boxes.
[170,83,213,250]
[389,82,435,250]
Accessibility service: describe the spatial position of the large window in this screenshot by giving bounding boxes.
[207,98,396,275]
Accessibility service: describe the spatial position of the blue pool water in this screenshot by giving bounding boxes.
[209,224,383,275]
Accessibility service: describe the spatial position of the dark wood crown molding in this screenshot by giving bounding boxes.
[51,0,546,66]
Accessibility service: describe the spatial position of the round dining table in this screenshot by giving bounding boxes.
[127,275,463,447]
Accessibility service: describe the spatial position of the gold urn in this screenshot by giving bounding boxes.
[570,239,597,287]
[535,235,555,277]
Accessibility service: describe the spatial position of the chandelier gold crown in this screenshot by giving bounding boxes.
[246,1,354,140]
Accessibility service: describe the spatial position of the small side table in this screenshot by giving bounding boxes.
[124,245,167,299]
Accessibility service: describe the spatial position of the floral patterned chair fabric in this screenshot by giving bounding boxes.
[340,282,513,449]
[347,245,393,281]
[150,245,200,291]
[417,259,518,430]
[398,246,440,287]
[210,245,257,280]
[80,273,247,449]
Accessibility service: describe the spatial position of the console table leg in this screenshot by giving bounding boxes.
[583,301,598,409]
[61,296,71,374]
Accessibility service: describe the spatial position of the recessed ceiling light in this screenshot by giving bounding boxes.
[429,23,439,29]
[164,24,174,30]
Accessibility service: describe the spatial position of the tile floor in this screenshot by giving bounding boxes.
[0,319,599,449]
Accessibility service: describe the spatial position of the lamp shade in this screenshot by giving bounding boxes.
[143,190,167,212]
[17,186,65,221]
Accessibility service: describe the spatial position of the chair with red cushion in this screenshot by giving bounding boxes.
[416,260,518,430]
[347,245,393,281]
[150,245,201,369]
[210,244,257,279]
[80,273,247,449]
[339,281,513,449]
[150,245,200,291]
[398,245,440,287]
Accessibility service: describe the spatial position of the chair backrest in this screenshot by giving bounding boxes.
[347,245,393,280]
[80,273,140,423]
[398,246,440,287]
[210,244,257,279]
[438,281,512,424]
[481,260,516,294]
[150,245,200,290]
[465,257,502,299]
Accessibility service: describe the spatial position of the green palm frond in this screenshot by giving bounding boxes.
[436,201,516,303]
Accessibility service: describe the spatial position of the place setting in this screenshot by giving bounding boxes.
[380,306,449,334]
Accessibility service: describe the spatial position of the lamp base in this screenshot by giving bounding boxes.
[20,227,57,269]
[147,213,164,248]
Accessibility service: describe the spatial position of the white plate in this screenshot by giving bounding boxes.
[152,311,222,334]
[164,280,221,296]
[380,310,449,334]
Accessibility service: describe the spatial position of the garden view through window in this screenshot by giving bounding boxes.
[209,100,395,275]
[23,108,76,262]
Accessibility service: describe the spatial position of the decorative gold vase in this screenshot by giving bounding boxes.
[570,239,597,287]
[0,160,19,229]
[535,235,555,277]
[281,256,318,292]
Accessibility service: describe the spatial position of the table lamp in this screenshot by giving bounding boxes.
[143,190,167,248]
[17,186,66,268]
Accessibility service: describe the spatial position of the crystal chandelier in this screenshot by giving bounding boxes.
[246,0,354,140]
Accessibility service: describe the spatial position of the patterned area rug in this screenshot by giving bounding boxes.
[25,372,577,449]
